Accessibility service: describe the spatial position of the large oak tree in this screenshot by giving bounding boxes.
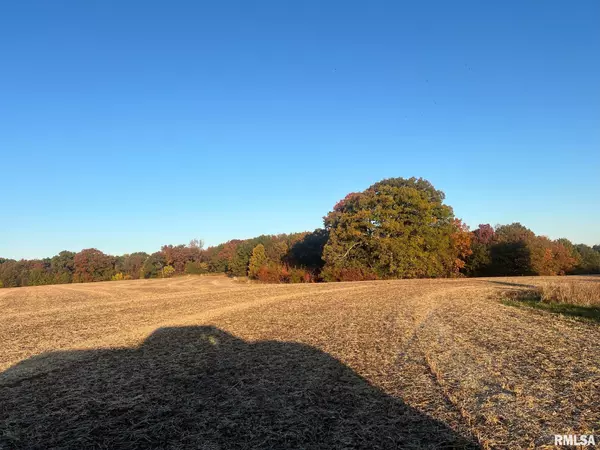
[322,177,470,279]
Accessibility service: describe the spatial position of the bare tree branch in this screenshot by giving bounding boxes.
[336,242,359,261]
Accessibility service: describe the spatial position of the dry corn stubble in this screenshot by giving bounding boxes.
[0,275,598,449]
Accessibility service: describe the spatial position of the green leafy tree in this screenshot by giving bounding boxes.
[322,177,465,279]
[228,241,255,276]
[0,260,20,287]
[141,252,166,279]
[248,244,268,279]
[210,240,241,273]
[266,240,288,262]
[572,244,600,274]
[185,261,209,274]
[27,260,52,286]
[487,223,536,276]
[205,244,228,273]
[50,251,76,283]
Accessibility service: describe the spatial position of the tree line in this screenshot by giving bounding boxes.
[1,177,598,288]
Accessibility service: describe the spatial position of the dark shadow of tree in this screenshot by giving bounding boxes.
[481,280,537,289]
[285,229,328,272]
[489,241,535,276]
[0,326,478,449]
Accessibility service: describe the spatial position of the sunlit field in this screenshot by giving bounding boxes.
[1,275,598,449]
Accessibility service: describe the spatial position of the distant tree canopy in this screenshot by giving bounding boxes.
[222,233,320,280]
[463,223,579,277]
[73,249,114,283]
[572,244,600,274]
[50,251,76,283]
[285,229,329,271]
[1,177,598,288]
[121,252,149,279]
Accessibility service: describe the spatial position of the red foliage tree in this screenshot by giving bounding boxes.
[472,224,495,245]
[74,249,114,282]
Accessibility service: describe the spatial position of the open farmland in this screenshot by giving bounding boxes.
[1,275,599,449]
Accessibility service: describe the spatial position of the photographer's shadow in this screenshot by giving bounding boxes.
[0,326,478,449]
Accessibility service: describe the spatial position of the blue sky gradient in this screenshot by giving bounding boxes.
[1,0,599,259]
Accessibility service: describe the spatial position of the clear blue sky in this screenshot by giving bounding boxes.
[1,1,599,259]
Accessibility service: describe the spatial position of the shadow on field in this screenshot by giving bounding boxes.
[0,326,478,449]
[482,280,537,289]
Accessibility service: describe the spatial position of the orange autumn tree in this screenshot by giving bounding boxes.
[530,236,577,276]
[450,219,473,276]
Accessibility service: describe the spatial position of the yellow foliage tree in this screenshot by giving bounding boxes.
[248,244,267,279]
[162,265,175,278]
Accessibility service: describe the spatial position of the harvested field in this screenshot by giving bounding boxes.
[535,280,600,307]
[0,275,599,449]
